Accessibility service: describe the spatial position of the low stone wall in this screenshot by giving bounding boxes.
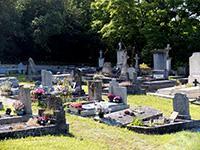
[0,115,30,125]
[0,124,69,140]
[127,120,200,134]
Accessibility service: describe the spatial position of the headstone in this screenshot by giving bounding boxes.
[188,52,200,83]
[127,67,137,82]
[102,62,112,76]
[153,44,171,79]
[46,95,63,111]
[119,51,129,80]
[17,62,26,74]
[109,79,127,104]
[19,87,32,115]
[28,57,37,74]
[109,79,119,92]
[41,70,53,88]
[73,68,84,96]
[173,93,191,119]
[0,102,3,110]
[177,66,187,76]
[98,50,104,68]
[88,80,102,101]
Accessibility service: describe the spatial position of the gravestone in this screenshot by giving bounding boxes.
[28,57,37,75]
[73,69,84,96]
[17,62,26,74]
[127,67,137,82]
[109,79,119,93]
[19,87,32,115]
[173,93,191,120]
[98,50,104,68]
[41,70,53,88]
[119,51,129,80]
[109,79,127,104]
[46,95,63,111]
[88,80,102,101]
[102,62,112,76]
[188,52,200,83]
[153,44,171,79]
[0,102,3,110]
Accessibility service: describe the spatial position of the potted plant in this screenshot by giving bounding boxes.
[13,101,25,116]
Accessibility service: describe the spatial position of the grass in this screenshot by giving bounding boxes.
[0,95,200,149]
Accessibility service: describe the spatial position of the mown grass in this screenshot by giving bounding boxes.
[0,95,200,150]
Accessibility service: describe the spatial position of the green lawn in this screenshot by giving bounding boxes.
[0,95,200,150]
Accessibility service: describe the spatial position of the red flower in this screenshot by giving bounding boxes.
[70,103,82,109]
[107,93,115,102]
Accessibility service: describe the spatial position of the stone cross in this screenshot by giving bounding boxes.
[99,50,103,58]
[118,42,122,51]
[19,87,32,115]
[134,54,140,73]
[173,93,191,120]
[98,50,104,68]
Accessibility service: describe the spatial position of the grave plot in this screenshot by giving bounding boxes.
[0,88,69,140]
[31,68,89,106]
[67,80,129,117]
[94,93,200,134]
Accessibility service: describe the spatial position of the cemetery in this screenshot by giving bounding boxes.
[1,0,200,149]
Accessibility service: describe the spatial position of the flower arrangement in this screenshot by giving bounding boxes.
[70,102,82,110]
[0,81,12,96]
[33,88,45,95]
[107,93,122,103]
[13,101,25,116]
[31,88,45,102]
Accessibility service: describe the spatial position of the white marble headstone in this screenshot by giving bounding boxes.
[188,52,200,83]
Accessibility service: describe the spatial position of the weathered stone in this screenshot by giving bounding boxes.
[127,67,137,82]
[88,80,102,101]
[102,62,112,76]
[19,88,32,115]
[173,93,191,119]
[109,79,127,104]
[41,70,53,88]
[46,95,63,111]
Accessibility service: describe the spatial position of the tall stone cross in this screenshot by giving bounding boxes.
[118,42,122,51]
[165,44,171,57]
[99,50,103,58]
[134,54,140,72]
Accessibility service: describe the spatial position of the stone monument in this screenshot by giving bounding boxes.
[109,79,127,104]
[173,93,191,120]
[19,87,32,115]
[41,70,53,88]
[188,52,200,83]
[98,50,104,68]
[119,50,129,80]
[102,62,112,76]
[88,80,102,101]
[153,44,171,79]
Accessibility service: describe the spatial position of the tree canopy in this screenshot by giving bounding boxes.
[0,0,199,67]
